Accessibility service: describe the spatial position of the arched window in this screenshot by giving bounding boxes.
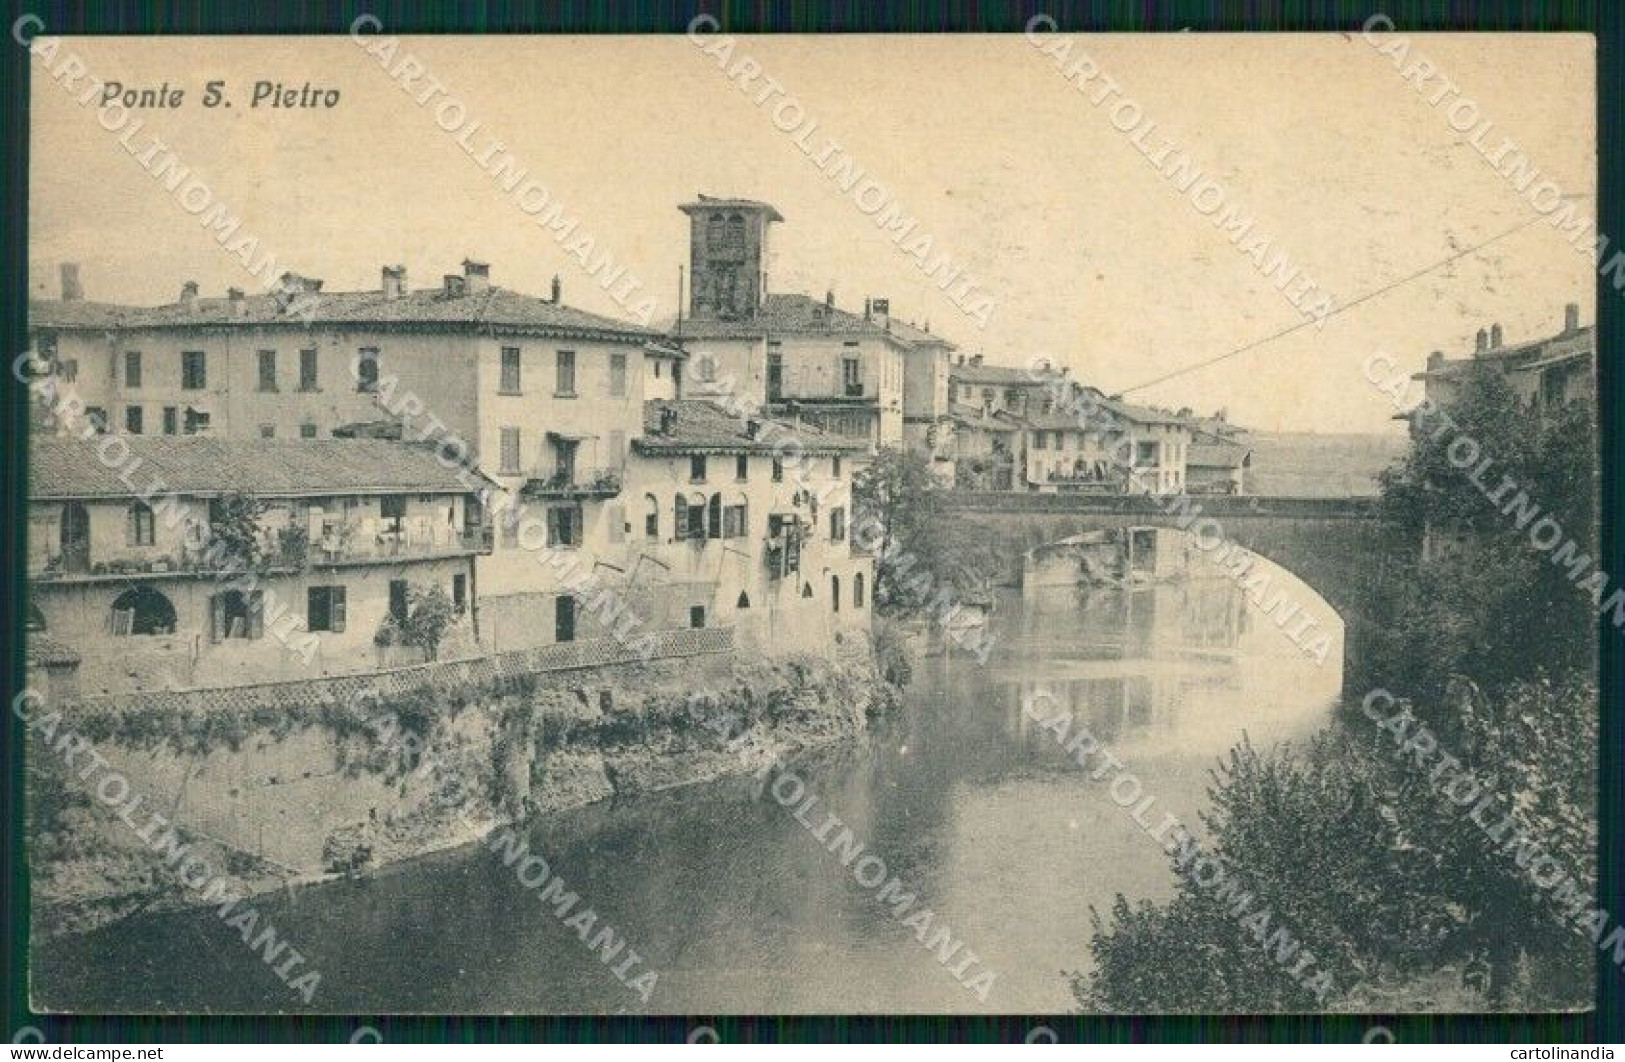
[831,574,841,613]
[110,587,176,636]
[724,214,746,253]
[854,572,865,609]
[644,493,659,539]
[706,214,727,252]
[126,501,155,546]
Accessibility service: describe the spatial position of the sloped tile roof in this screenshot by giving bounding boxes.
[635,400,870,455]
[31,437,494,500]
[30,286,656,342]
[672,293,913,346]
[949,361,1046,387]
[28,299,136,330]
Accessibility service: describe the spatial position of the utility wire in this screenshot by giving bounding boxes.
[1115,210,1558,398]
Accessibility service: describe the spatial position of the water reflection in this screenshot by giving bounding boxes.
[35,555,1342,1015]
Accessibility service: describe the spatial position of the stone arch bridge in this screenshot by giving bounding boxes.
[940,492,1408,676]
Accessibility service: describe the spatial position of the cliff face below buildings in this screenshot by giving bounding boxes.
[30,646,898,939]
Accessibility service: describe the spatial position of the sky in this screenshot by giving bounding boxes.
[29,32,1596,433]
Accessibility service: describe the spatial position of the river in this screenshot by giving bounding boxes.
[35,551,1342,1015]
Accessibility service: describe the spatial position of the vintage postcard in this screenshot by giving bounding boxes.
[17,24,1603,1026]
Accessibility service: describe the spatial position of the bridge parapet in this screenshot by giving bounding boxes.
[941,492,1380,521]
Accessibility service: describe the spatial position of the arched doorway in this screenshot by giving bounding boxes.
[110,587,176,636]
[60,502,90,574]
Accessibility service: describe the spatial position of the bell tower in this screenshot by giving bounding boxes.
[679,196,783,321]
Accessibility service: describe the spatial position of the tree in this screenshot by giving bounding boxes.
[400,583,456,661]
[206,492,270,572]
[1080,365,1598,1011]
[852,447,1002,613]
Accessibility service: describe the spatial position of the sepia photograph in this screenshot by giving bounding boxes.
[6,8,1618,1051]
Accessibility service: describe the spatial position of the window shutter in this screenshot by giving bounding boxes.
[332,587,347,632]
[125,507,136,547]
[249,592,265,639]
[674,496,687,539]
[209,594,223,642]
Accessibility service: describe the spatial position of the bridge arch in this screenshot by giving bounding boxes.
[943,492,1406,681]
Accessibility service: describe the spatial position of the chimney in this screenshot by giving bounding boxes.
[381,265,407,300]
[956,353,965,366]
[1475,328,1489,354]
[227,287,246,317]
[462,259,490,294]
[870,297,889,329]
[1489,323,1503,349]
[1565,303,1580,334]
[825,289,834,309]
[1427,350,1444,370]
[550,275,561,304]
[59,263,83,302]
[443,274,466,297]
[659,407,678,434]
[178,280,199,311]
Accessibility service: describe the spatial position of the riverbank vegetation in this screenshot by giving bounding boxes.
[1080,363,1599,1011]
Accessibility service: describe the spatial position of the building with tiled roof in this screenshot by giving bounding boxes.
[1408,303,1594,426]
[29,435,493,696]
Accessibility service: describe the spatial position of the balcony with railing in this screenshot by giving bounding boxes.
[522,466,623,500]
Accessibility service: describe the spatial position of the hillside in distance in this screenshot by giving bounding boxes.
[1245,430,1409,497]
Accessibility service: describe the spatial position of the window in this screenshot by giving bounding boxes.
[86,407,108,434]
[124,406,143,434]
[644,494,659,539]
[112,587,177,636]
[689,605,707,629]
[1034,431,1048,450]
[257,350,278,391]
[500,346,522,393]
[555,349,576,395]
[211,589,263,641]
[843,355,862,397]
[830,506,846,542]
[831,574,841,613]
[736,591,751,609]
[766,347,783,402]
[126,502,155,546]
[854,572,865,608]
[58,358,78,382]
[259,424,275,439]
[772,458,784,483]
[706,493,723,540]
[299,348,318,391]
[832,457,842,478]
[1136,440,1157,466]
[547,505,582,548]
[675,493,708,540]
[723,501,748,539]
[500,428,521,474]
[380,495,406,524]
[452,574,467,614]
[555,595,576,643]
[736,455,749,481]
[388,580,409,623]
[184,409,210,435]
[300,423,317,439]
[306,586,347,632]
[124,351,141,388]
[609,352,627,397]
[182,350,206,390]
[356,348,379,392]
[163,406,178,435]
[690,455,707,483]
